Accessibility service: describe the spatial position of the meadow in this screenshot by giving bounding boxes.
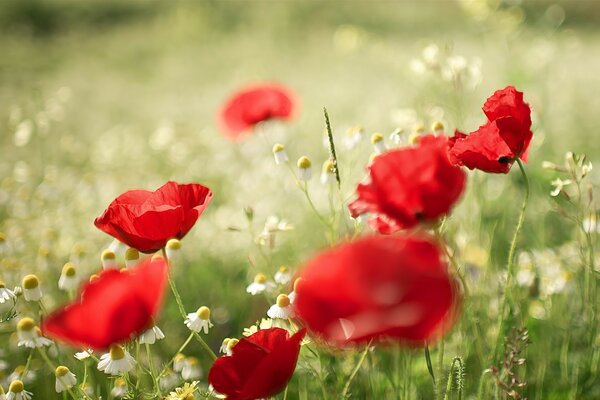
[0,1,599,399]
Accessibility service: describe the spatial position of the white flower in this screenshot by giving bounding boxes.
[185,306,213,334]
[583,213,599,234]
[246,274,276,295]
[6,380,32,400]
[21,275,42,302]
[100,249,117,270]
[181,357,202,380]
[272,144,288,165]
[274,266,292,285]
[173,353,187,372]
[110,378,128,398]
[54,366,77,393]
[371,132,386,155]
[124,248,140,268]
[0,281,16,306]
[97,346,136,375]
[74,350,93,361]
[267,294,295,319]
[297,156,312,181]
[17,318,53,349]
[320,160,336,185]
[219,338,231,354]
[159,368,179,391]
[422,44,440,66]
[550,178,571,197]
[58,263,79,291]
[139,326,165,345]
[165,239,181,261]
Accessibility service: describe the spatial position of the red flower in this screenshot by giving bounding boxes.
[348,135,466,234]
[448,86,532,173]
[42,257,168,350]
[294,235,459,345]
[208,328,306,400]
[94,181,212,253]
[219,83,296,140]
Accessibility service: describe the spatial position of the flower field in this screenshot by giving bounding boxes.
[0,1,599,399]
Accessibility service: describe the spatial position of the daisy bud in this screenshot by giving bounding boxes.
[274,266,292,285]
[267,294,295,319]
[220,338,231,354]
[124,248,140,268]
[0,279,16,307]
[320,160,336,185]
[246,273,275,295]
[100,249,117,270]
[272,144,288,165]
[431,121,444,135]
[55,366,77,393]
[389,128,404,145]
[297,156,312,181]
[8,380,32,400]
[185,306,214,334]
[139,325,165,345]
[58,263,79,291]
[21,275,42,302]
[97,345,136,375]
[226,338,239,355]
[182,357,202,380]
[371,132,386,154]
[173,353,187,372]
[165,239,181,260]
[110,377,128,398]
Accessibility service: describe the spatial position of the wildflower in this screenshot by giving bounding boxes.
[97,345,136,375]
[583,213,599,234]
[58,263,79,291]
[272,144,288,165]
[0,280,16,306]
[165,239,181,261]
[448,86,533,173]
[166,381,199,400]
[225,339,239,356]
[267,294,295,319]
[550,178,572,197]
[21,275,42,302]
[208,328,305,400]
[219,338,231,354]
[371,132,386,154]
[124,248,140,268]
[94,181,213,253]
[139,325,165,345]
[218,83,296,140]
[17,318,53,348]
[246,273,275,295]
[274,266,292,285]
[182,357,202,380]
[288,278,303,304]
[348,135,466,234]
[7,380,32,400]
[257,216,293,247]
[108,239,126,258]
[159,368,179,391]
[110,377,128,398]
[389,128,404,145]
[54,366,77,393]
[432,121,444,135]
[173,353,187,372]
[320,160,336,185]
[185,306,213,334]
[74,350,93,361]
[297,156,312,181]
[100,249,117,270]
[295,235,459,345]
[43,257,168,350]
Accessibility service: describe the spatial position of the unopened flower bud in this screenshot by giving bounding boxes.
[22,274,42,301]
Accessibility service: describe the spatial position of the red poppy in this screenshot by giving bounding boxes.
[294,235,458,346]
[208,328,306,400]
[348,135,466,234]
[448,85,532,173]
[42,257,168,350]
[94,181,212,253]
[219,83,296,140]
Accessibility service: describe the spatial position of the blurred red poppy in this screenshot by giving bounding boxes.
[294,235,459,346]
[448,85,532,173]
[208,327,306,400]
[348,135,466,234]
[42,257,168,350]
[219,83,296,140]
[94,181,212,253]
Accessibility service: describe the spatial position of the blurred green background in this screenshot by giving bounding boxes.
[1,0,600,398]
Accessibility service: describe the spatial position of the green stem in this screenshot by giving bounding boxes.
[341,342,372,398]
[37,347,88,400]
[145,343,162,397]
[158,332,195,378]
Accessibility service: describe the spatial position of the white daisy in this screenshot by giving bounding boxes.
[297,156,312,181]
[74,349,93,361]
[274,266,292,285]
[139,326,165,345]
[159,368,179,391]
[100,249,117,270]
[185,306,213,334]
[219,338,231,354]
[267,294,295,319]
[165,239,181,261]
[97,345,136,375]
[173,353,187,373]
[371,132,386,154]
[224,339,239,356]
[58,263,79,291]
[16,319,53,349]
[320,160,336,185]
[54,366,77,393]
[124,248,140,268]
[0,281,16,306]
[246,273,276,295]
[6,380,32,400]
[21,275,42,302]
[272,144,288,165]
[181,357,202,380]
[110,377,128,398]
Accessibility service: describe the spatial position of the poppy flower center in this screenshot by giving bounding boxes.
[498,156,511,163]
